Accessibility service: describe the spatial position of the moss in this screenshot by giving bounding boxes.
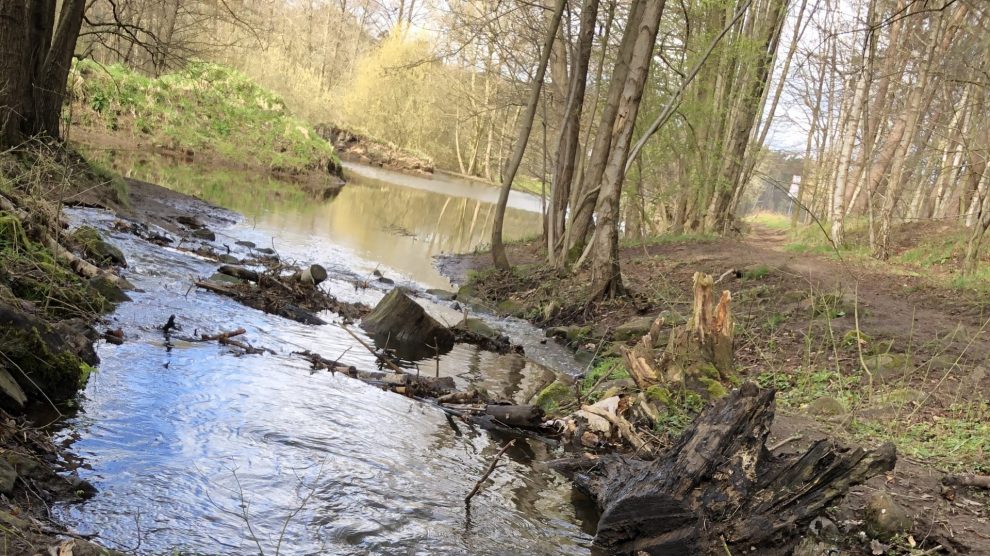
[645,385,671,405]
[0,322,88,402]
[742,264,771,280]
[533,380,574,414]
[698,376,728,398]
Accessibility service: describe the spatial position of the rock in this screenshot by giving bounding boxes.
[882,388,925,405]
[209,272,244,285]
[256,247,276,255]
[3,452,43,480]
[73,226,126,267]
[88,275,132,303]
[176,215,205,229]
[219,254,240,264]
[191,228,216,241]
[864,353,911,384]
[532,378,576,413]
[455,317,497,338]
[0,367,27,408]
[426,288,456,301]
[0,458,15,494]
[235,240,256,248]
[377,276,395,285]
[613,316,657,341]
[804,396,846,417]
[863,492,912,540]
[361,287,455,359]
[495,298,527,317]
[547,325,591,344]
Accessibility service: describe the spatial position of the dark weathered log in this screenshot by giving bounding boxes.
[568,383,896,555]
[484,404,545,428]
[217,265,260,282]
[361,287,454,359]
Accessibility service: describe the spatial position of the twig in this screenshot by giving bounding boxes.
[339,323,405,374]
[768,434,803,451]
[465,440,516,504]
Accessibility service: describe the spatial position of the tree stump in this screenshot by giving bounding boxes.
[567,383,896,555]
[361,287,455,360]
[621,272,734,398]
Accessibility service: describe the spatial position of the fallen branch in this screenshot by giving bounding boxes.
[465,440,516,504]
[942,474,990,489]
[340,323,406,374]
[200,328,246,341]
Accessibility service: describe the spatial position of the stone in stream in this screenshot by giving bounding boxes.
[235,240,256,248]
[361,287,454,359]
[191,228,216,241]
[72,226,126,267]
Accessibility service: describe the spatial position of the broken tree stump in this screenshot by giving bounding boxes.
[566,383,896,555]
[621,272,734,399]
[361,287,454,359]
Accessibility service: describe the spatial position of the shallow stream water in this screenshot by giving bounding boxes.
[54,152,596,555]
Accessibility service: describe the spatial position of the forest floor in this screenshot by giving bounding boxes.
[439,223,990,554]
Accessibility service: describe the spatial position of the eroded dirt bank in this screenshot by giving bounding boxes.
[438,229,990,555]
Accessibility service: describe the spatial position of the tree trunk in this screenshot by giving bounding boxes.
[0,0,32,147]
[563,0,646,261]
[587,0,666,300]
[547,0,600,266]
[31,0,86,139]
[490,0,567,270]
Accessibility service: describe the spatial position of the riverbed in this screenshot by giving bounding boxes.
[54,152,595,554]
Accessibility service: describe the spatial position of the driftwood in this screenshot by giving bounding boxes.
[294,349,455,397]
[217,265,260,282]
[290,264,328,286]
[563,383,896,555]
[200,328,246,341]
[484,404,544,428]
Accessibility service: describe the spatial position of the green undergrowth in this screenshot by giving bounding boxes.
[746,211,791,230]
[70,60,340,174]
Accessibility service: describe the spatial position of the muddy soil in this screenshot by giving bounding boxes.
[438,227,990,554]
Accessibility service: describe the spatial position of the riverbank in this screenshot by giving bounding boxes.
[438,230,990,554]
[67,60,344,186]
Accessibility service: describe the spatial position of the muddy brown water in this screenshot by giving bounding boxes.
[54,151,595,554]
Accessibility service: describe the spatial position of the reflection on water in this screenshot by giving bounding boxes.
[53,152,593,555]
[84,148,542,288]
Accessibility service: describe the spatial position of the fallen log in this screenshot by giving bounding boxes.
[291,264,328,286]
[217,265,260,282]
[484,404,544,428]
[564,382,896,555]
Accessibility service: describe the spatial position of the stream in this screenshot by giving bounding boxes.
[53,151,596,555]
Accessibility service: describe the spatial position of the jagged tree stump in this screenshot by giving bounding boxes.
[567,383,896,555]
[622,272,734,398]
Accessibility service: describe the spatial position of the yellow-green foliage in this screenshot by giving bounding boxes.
[534,380,574,414]
[70,60,339,174]
[335,32,444,162]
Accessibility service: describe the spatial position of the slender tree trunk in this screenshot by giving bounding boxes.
[0,0,32,147]
[548,0,600,266]
[490,0,568,269]
[587,0,667,300]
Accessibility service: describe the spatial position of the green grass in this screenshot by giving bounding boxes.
[512,176,546,196]
[746,210,791,230]
[70,60,340,174]
[620,232,716,249]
